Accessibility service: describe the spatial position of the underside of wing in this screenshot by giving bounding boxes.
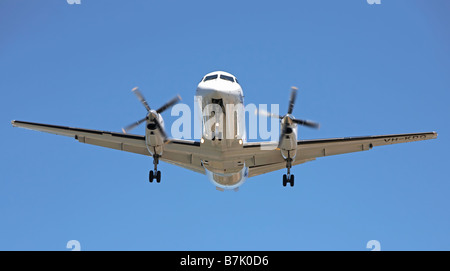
[242,132,437,178]
[161,139,205,174]
[12,120,205,174]
[242,142,315,178]
[296,132,438,161]
[12,120,437,179]
[12,120,149,155]
[247,157,315,178]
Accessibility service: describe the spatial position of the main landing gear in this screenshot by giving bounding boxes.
[283,174,294,187]
[149,154,161,183]
[283,157,294,187]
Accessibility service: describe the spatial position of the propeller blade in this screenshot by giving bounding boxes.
[292,118,320,129]
[255,108,282,119]
[124,89,181,137]
[156,95,182,114]
[153,118,168,140]
[287,86,298,115]
[132,87,151,112]
[277,125,288,148]
[122,117,147,133]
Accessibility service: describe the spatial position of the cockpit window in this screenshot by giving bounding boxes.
[204,74,218,82]
[220,74,235,83]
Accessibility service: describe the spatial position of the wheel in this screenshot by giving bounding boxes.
[156,171,161,183]
[290,174,294,187]
[282,174,287,187]
[149,170,154,183]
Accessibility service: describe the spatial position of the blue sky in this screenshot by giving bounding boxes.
[1,0,449,250]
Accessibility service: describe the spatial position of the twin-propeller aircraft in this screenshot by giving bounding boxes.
[11,71,437,191]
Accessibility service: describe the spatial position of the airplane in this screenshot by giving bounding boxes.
[11,71,437,191]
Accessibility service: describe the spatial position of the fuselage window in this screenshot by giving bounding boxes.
[204,74,218,82]
[220,74,235,83]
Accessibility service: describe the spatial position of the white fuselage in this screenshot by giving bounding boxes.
[195,71,248,190]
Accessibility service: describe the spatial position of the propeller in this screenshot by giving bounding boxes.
[256,86,320,130]
[122,87,182,137]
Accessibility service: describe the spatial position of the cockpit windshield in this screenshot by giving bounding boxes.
[202,73,240,84]
[220,74,234,83]
[203,74,218,82]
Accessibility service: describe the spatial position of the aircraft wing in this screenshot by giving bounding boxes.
[11,120,204,174]
[160,139,204,174]
[296,132,437,160]
[11,120,149,155]
[242,142,315,177]
[12,121,437,178]
[244,132,437,178]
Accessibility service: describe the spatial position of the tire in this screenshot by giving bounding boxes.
[290,175,294,187]
[282,174,287,187]
[156,171,161,183]
[149,170,154,183]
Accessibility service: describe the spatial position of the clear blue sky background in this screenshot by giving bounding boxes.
[1,0,448,250]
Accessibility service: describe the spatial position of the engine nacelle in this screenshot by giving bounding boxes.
[279,124,298,160]
[145,113,165,156]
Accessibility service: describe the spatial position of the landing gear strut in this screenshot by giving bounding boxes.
[149,154,161,183]
[283,155,294,187]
